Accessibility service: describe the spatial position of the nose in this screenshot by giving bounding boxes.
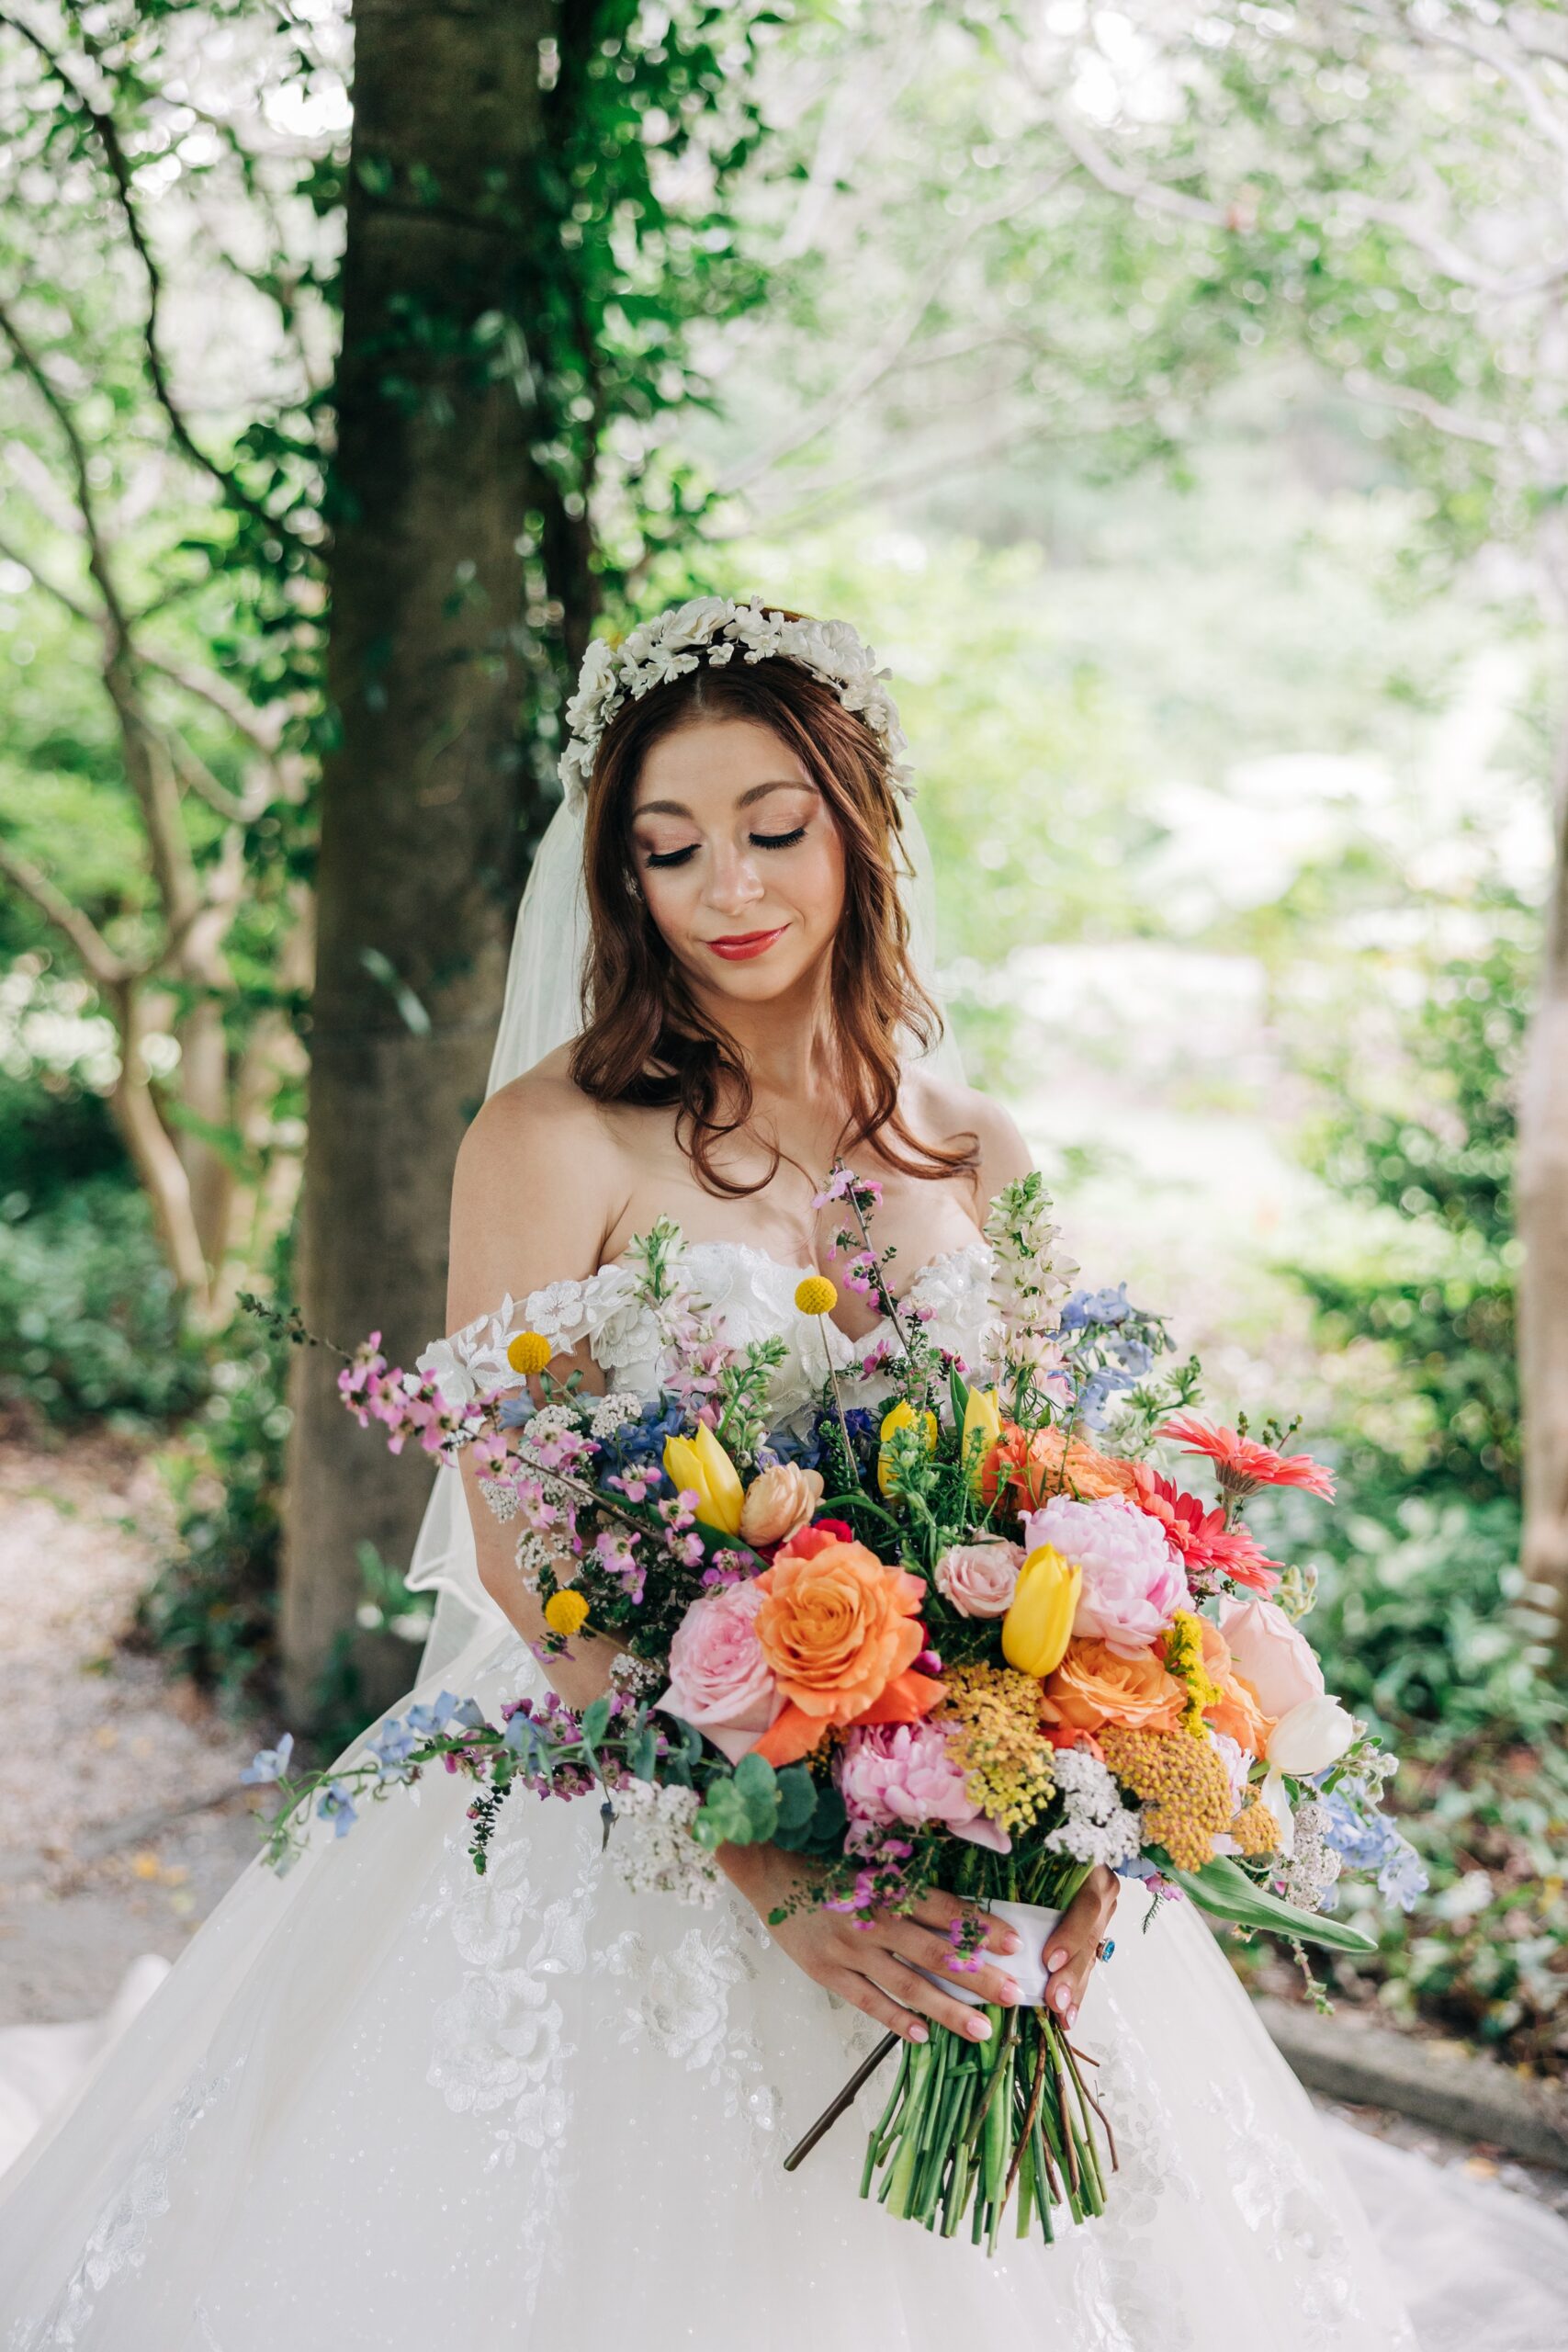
[705,841,766,920]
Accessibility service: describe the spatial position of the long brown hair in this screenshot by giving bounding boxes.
[569,632,976,1196]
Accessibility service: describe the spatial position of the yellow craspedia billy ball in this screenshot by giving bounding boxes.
[506,1329,553,1377]
[794,1274,839,1318]
[543,1589,590,1637]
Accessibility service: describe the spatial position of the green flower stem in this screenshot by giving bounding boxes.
[883,2038,932,2217]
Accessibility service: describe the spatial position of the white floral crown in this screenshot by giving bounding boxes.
[558,594,913,809]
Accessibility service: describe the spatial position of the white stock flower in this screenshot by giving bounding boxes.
[609,1779,718,1905]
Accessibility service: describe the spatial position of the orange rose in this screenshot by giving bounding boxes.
[1197,1618,1276,1755]
[983,1424,1136,1511]
[1040,1635,1187,1736]
[750,1537,940,1765]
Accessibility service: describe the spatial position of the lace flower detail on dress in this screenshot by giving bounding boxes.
[8,2059,244,2352]
[419,1812,602,2313]
[599,1901,782,2191]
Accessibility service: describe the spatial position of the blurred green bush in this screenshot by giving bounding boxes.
[1269,910,1568,2069]
[0,997,206,1424]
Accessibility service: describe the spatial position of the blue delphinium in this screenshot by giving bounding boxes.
[405,1690,463,1738]
[1320,1789,1429,1912]
[316,1781,358,1838]
[608,1397,685,1475]
[241,1732,295,1785]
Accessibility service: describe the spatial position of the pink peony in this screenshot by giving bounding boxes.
[933,1540,1022,1619]
[1021,1494,1184,1657]
[1217,1595,1325,1720]
[658,1581,782,1765]
[836,1720,1010,1852]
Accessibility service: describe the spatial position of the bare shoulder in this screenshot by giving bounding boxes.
[904,1068,1033,1210]
[455,1046,606,1189]
[446,1049,632,1328]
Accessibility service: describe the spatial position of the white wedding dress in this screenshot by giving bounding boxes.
[2,1237,1565,2352]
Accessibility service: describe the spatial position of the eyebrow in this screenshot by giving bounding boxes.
[632,779,814,820]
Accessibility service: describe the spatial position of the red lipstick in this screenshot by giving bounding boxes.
[705,926,786,961]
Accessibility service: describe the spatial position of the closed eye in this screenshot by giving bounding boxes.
[642,823,807,869]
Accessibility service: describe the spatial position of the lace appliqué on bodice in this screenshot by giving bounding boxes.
[420,1235,998,1436]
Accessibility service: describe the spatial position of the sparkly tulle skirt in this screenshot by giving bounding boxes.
[2,1614,1564,2352]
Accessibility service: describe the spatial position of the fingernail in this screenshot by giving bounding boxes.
[909,2022,929,2042]
[969,2017,992,2041]
[1044,1948,1066,1973]
[1067,2004,1078,2028]
[1053,1982,1071,2011]
[997,1981,1019,2007]
[997,1927,1021,1952]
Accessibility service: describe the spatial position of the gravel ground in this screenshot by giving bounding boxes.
[0,1424,263,2027]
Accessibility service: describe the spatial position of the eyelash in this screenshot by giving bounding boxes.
[643,823,807,871]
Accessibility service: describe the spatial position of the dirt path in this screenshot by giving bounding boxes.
[0,1426,262,2026]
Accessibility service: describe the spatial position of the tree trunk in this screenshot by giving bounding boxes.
[280,0,557,1722]
[1517,700,1568,1658]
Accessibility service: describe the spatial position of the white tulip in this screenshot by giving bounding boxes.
[1266,1695,1356,1776]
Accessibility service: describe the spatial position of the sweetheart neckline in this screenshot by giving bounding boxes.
[590,1231,991,1353]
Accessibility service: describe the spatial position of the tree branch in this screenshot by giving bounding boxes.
[718,166,1072,496]
[1339,367,1512,449]
[1,6,279,529]
[0,832,138,987]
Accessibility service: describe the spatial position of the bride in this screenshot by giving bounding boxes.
[0,600,1559,2349]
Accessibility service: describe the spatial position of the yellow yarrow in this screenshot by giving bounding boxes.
[1099,1724,1235,1873]
[1231,1798,1280,1859]
[543,1589,590,1638]
[794,1274,839,1318]
[1162,1608,1224,1738]
[506,1329,554,1377]
[936,1663,1057,1837]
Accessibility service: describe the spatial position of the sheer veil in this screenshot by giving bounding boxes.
[407,785,961,1676]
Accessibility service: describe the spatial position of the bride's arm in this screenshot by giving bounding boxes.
[444,1063,632,1708]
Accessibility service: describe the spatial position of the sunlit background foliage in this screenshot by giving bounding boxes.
[2,0,1564,2064]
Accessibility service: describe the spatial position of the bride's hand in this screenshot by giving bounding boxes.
[718,1844,1026,2044]
[1039,1864,1120,2031]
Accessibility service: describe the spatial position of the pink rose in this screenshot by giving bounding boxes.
[1217,1595,1325,1719]
[933,1540,1022,1619]
[658,1581,782,1764]
[837,1720,1010,1852]
[1022,1494,1184,1657]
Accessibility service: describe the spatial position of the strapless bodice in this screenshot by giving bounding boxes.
[419,1234,1000,1431]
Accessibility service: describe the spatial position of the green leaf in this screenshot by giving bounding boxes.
[732,1751,776,1801]
[773,1764,817,1834]
[580,1696,612,1747]
[949,1363,971,1430]
[630,1727,658,1781]
[1168,1855,1380,1954]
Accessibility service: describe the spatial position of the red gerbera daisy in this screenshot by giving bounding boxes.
[1155,1412,1335,1501]
[1126,1466,1283,1598]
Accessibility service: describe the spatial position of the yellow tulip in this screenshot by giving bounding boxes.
[1000,1544,1082,1679]
[662,1422,745,1537]
[961,1385,1003,1492]
[877,1398,939,1498]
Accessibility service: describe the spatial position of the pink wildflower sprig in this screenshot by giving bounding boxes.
[337,1338,485,1460]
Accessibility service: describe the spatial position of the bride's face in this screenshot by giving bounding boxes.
[628,716,846,1005]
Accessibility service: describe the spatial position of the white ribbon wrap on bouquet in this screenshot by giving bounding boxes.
[914,1900,1063,2011]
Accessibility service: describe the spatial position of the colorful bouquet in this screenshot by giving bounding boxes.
[249,1170,1422,2254]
